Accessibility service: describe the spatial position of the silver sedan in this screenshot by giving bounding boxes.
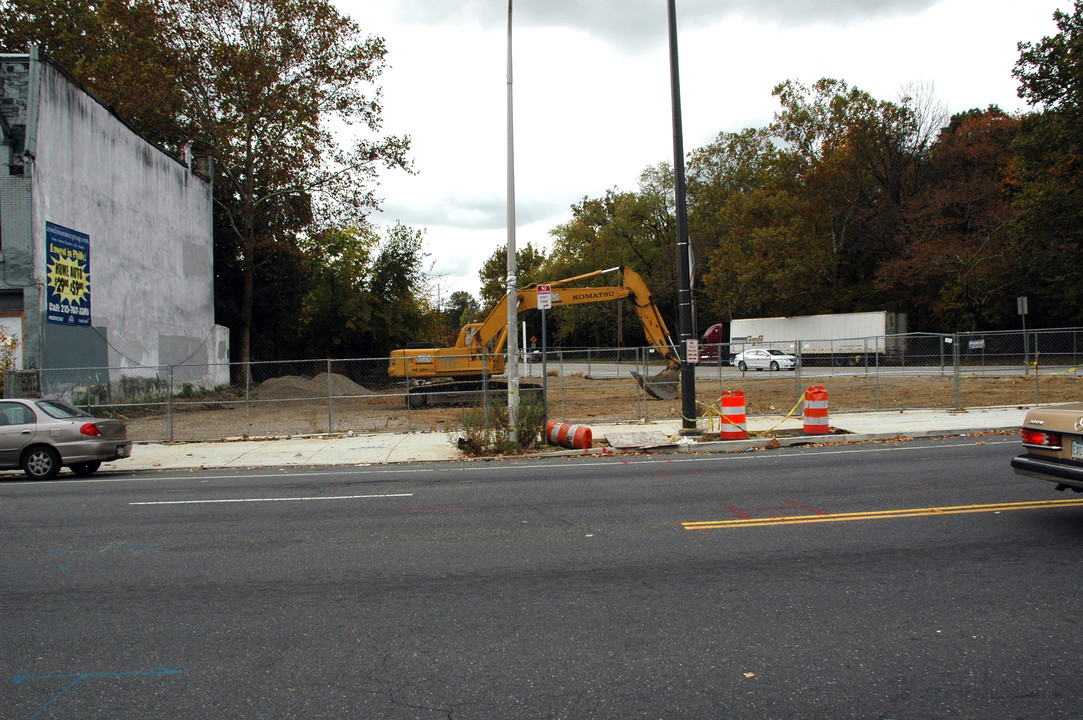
[0,398,132,480]
[732,348,798,371]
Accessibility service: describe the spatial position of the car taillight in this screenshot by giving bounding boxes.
[80,423,101,437]
[1022,428,1061,449]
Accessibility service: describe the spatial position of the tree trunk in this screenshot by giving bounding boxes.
[239,238,255,365]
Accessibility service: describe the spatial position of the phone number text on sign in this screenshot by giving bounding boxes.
[46,222,92,326]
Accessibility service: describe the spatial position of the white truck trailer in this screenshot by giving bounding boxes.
[706,311,907,365]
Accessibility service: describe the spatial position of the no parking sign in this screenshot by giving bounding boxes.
[537,284,552,310]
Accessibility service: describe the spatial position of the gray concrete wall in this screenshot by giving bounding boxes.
[0,55,37,368]
[26,56,226,379]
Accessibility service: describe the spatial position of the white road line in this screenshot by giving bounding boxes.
[130,492,414,506]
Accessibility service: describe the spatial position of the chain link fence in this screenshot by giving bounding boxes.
[6,328,1082,443]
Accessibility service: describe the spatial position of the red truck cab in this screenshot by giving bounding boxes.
[699,323,729,364]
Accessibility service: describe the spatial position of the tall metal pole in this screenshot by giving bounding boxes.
[667,0,698,434]
[505,0,520,443]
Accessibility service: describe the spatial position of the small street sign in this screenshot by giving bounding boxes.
[537,284,552,310]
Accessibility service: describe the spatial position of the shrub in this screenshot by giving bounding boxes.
[0,328,18,397]
[452,392,547,456]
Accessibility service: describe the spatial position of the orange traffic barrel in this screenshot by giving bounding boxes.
[720,391,749,440]
[803,386,829,434]
[546,421,593,449]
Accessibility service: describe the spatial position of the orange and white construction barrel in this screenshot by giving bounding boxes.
[546,421,593,450]
[720,391,749,440]
[803,385,829,435]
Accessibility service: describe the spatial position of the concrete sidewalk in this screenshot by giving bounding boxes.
[103,405,1029,473]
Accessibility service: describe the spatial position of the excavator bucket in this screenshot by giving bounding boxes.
[631,367,680,400]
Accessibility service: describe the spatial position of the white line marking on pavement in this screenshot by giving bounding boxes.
[130,493,414,506]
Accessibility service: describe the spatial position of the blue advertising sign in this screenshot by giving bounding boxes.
[46,222,91,326]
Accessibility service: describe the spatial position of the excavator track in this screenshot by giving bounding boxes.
[406,380,544,408]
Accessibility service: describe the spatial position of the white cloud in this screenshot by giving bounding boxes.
[338,0,1070,302]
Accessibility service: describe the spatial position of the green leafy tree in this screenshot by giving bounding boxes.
[443,291,480,331]
[4,0,413,363]
[694,80,941,324]
[770,79,938,307]
[545,166,679,347]
[297,226,379,357]
[297,223,429,359]
[689,128,828,321]
[364,223,430,356]
[476,242,547,348]
[1011,0,1083,326]
[172,0,412,363]
[478,242,548,309]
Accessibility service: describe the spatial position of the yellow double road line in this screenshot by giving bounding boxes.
[683,498,1083,530]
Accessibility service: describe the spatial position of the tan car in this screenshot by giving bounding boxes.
[1011,402,1083,492]
[0,399,132,480]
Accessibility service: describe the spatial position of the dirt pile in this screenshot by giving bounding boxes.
[252,373,376,400]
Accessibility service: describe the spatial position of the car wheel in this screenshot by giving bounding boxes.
[70,460,102,477]
[737,361,748,372]
[770,361,780,371]
[23,446,61,480]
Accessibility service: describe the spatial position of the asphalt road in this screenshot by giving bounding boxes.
[4,437,1083,719]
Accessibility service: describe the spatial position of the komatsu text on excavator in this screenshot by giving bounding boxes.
[388,266,682,408]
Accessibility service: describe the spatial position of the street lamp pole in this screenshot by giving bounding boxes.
[667,0,698,434]
[506,0,520,443]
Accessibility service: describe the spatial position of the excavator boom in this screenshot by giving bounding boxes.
[389,266,682,403]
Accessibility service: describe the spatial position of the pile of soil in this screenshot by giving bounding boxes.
[313,372,377,397]
[252,373,377,400]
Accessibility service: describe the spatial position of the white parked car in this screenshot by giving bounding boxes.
[732,348,798,372]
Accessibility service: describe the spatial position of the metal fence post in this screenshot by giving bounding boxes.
[559,349,566,422]
[795,340,803,402]
[405,354,413,431]
[482,351,489,430]
[875,337,881,410]
[167,365,175,443]
[953,332,962,410]
[326,359,334,434]
[632,346,641,417]
[245,361,251,437]
[1035,332,1041,405]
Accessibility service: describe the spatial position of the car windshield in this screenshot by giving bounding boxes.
[35,400,93,419]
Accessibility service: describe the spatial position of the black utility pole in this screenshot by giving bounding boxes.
[667,0,698,434]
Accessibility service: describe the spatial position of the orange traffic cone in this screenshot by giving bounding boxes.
[720,391,749,440]
[546,421,593,449]
[803,386,829,435]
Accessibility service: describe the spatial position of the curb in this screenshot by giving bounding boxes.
[530,425,1020,459]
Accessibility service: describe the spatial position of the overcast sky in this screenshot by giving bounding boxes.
[337,0,1068,303]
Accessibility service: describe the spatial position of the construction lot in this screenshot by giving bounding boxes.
[122,371,1081,443]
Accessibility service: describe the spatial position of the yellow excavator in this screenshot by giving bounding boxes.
[388,266,682,407]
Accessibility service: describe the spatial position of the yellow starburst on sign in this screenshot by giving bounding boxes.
[47,252,90,306]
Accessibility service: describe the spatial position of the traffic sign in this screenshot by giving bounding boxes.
[687,338,700,363]
[537,284,552,310]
